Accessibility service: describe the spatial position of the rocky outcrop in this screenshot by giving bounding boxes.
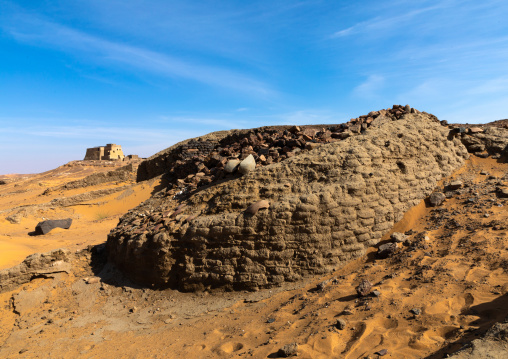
[43,164,137,195]
[0,249,73,293]
[457,126,508,157]
[449,321,508,358]
[107,110,469,291]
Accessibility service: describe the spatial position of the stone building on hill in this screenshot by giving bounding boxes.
[84,144,125,161]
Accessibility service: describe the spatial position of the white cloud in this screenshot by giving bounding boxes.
[1,9,274,97]
[331,4,445,39]
[352,75,385,99]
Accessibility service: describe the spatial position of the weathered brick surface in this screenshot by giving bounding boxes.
[107,111,469,291]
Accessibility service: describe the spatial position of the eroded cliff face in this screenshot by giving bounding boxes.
[107,112,469,291]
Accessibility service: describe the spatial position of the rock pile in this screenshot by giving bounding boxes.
[136,104,425,187]
[107,108,469,291]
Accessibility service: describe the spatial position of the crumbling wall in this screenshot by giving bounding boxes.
[107,113,469,291]
[84,144,125,161]
[84,147,103,160]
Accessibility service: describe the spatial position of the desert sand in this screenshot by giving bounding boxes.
[0,155,507,358]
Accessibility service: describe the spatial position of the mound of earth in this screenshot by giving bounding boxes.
[107,107,471,291]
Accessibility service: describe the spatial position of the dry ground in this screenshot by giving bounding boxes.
[0,157,507,358]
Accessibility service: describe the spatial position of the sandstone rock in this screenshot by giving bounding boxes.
[335,318,347,330]
[305,142,320,150]
[238,154,256,175]
[390,232,407,243]
[429,192,446,207]
[34,218,72,235]
[469,127,484,133]
[277,343,298,357]
[448,322,508,358]
[245,200,270,215]
[356,279,372,297]
[224,159,241,173]
[448,180,463,190]
[0,248,73,293]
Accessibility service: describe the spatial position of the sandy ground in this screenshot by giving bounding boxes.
[0,157,507,358]
[0,162,158,269]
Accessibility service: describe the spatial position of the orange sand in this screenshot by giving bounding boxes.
[0,157,507,358]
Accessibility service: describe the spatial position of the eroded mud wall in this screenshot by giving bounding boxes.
[107,113,469,291]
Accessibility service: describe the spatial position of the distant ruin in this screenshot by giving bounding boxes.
[84,144,125,161]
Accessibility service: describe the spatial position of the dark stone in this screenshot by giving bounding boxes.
[475,152,489,158]
[410,308,421,316]
[34,218,73,235]
[429,192,445,207]
[277,343,298,357]
[447,180,463,190]
[377,243,397,259]
[375,349,388,356]
[356,279,372,297]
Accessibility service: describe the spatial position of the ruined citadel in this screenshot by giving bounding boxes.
[84,144,125,161]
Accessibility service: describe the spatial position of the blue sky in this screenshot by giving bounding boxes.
[1,0,507,174]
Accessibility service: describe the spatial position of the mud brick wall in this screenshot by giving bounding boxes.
[107,112,469,291]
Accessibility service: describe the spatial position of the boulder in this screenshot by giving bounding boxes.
[377,243,397,259]
[356,279,372,297]
[34,218,73,235]
[447,180,463,190]
[429,192,446,207]
[224,159,241,173]
[390,232,407,243]
[277,343,298,357]
[335,318,347,330]
[238,154,256,175]
[469,127,484,134]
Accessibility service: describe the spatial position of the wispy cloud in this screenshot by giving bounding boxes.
[1,7,274,97]
[353,75,385,99]
[331,4,444,39]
